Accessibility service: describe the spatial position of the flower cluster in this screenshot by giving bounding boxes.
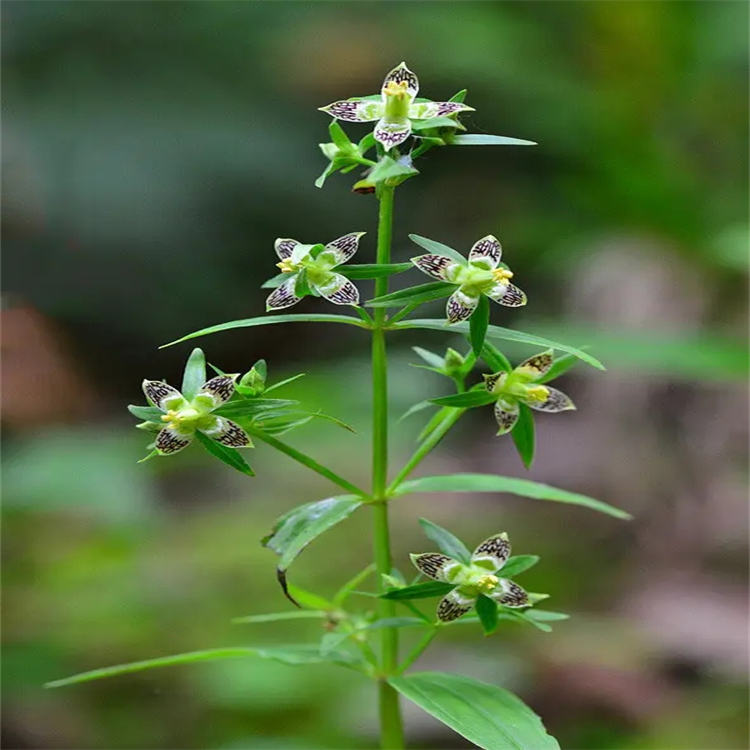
[320,62,474,150]
[411,234,526,323]
[141,375,252,455]
[265,233,364,311]
[411,533,529,622]
[484,351,575,433]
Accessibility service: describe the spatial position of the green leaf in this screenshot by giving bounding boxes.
[263,373,306,394]
[499,555,540,579]
[504,609,553,632]
[470,296,490,357]
[412,117,466,131]
[412,346,446,369]
[340,263,413,280]
[232,611,326,625]
[389,672,560,750]
[46,645,360,689]
[381,581,455,601]
[417,406,458,442]
[452,134,538,146]
[328,120,352,149]
[194,431,255,476]
[524,609,570,622]
[396,474,631,519]
[286,584,333,611]
[408,234,468,265]
[449,89,467,103]
[368,156,420,185]
[390,319,605,370]
[263,496,363,604]
[418,518,471,564]
[475,595,499,635]
[537,352,580,384]
[214,398,299,419]
[366,282,455,308]
[128,405,163,421]
[180,348,207,400]
[480,341,512,373]
[429,390,496,408]
[161,314,368,348]
[511,403,535,469]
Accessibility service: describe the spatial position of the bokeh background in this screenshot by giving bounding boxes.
[2,1,748,748]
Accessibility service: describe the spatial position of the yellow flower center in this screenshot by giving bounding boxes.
[492,268,514,283]
[476,574,500,594]
[383,80,410,98]
[524,385,549,403]
[276,259,297,273]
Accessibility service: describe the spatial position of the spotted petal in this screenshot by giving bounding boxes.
[274,238,300,261]
[490,579,530,608]
[471,533,511,572]
[373,118,412,149]
[446,289,479,324]
[142,380,186,412]
[411,254,460,281]
[382,62,419,100]
[196,375,237,408]
[486,281,527,307]
[324,232,365,265]
[494,398,519,435]
[319,98,384,122]
[437,589,475,622]
[515,351,554,380]
[523,386,575,413]
[312,273,359,306]
[155,426,193,455]
[410,553,461,582]
[409,101,475,120]
[468,235,502,269]
[201,416,252,448]
[483,371,507,395]
[266,276,302,311]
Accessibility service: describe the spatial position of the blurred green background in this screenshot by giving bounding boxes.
[2,1,748,748]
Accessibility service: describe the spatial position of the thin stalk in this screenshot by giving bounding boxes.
[387,408,465,495]
[397,627,438,674]
[249,429,368,498]
[371,184,405,750]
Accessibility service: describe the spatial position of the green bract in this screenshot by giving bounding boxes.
[319,62,474,151]
[410,532,531,622]
[140,375,252,455]
[410,235,527,324]
[484,351,576,434]
[265,233,365,311]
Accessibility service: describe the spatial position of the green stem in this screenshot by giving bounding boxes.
[371,184,405,750]
[249,429,368,498]
[387,408,465,495]
[398,627,439,674]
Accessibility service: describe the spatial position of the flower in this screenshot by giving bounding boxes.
[410,533,530,622]
[319,62,474,150]
[483,351,576,434]
[142,375,252,455]
[265,233,364,311]
[411,235,527,324]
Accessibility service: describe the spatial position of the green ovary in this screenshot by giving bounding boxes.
[161,405,215,434]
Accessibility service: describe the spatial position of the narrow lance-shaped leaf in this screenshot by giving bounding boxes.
[480,341,512,373]
[380,581,455,601]
[339,263,413,280]
[469,295,490,357]
[161,314,369,348]
[408,234,468,265]
[418,518,471,564]
[429,390,496,408]
[388,672,560,750]
[511,403,535,470]
[181,348,207,400]
[367,282,455,308]
[475,594,499,635]
[195,431,255,476]
[451,134,538,146]
[395,473,631,520]
[499,555,540,578]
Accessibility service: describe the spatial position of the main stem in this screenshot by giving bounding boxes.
[371,184,405,750]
